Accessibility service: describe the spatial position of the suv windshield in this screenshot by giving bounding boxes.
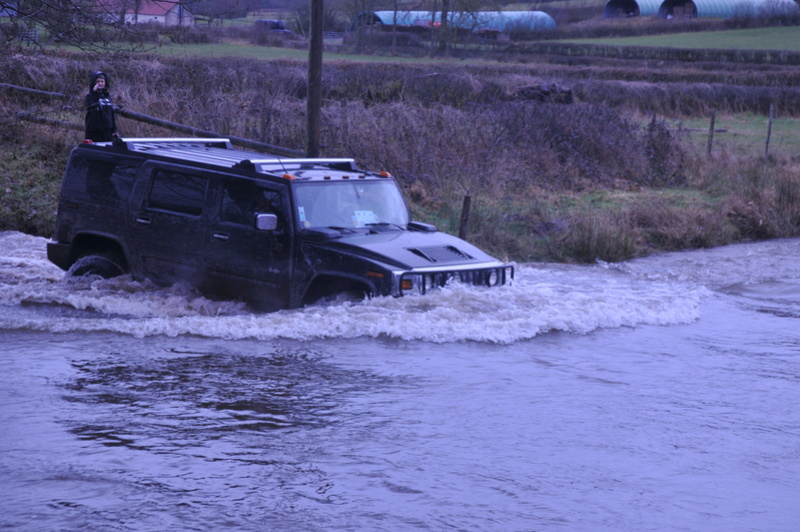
[294,181,409,229]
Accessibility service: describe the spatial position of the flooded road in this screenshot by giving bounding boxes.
[1,231,799,531]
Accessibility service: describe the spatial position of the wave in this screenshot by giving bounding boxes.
[0,232,706,343]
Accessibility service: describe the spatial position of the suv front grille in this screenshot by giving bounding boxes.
[399,265,514,296]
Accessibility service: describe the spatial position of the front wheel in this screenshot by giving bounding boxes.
[68,253,126,279]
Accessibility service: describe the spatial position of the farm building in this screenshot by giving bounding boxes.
[94,0,195,26]
[122,0,194,25]
[604,0,800,18]
[355,10,557,35]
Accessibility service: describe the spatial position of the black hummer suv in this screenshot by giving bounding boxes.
[47,138,514,310]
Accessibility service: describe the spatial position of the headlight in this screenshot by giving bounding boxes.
[400,274,421,295]
[401,276,415,293]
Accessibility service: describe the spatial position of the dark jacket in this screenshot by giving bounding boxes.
[84,71,118,142]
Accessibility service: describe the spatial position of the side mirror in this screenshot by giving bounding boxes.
[255,213,278,231]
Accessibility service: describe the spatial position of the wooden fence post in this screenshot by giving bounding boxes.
[459,191,472,240]
[765,104,773,157]
[706,108,716,156]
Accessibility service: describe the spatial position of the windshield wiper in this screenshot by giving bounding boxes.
[327,226,364,235]
[365,222,405,231]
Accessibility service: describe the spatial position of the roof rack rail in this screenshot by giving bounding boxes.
[234,158,358,171]
[112,137,234,150]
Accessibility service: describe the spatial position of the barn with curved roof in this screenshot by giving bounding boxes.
[604,0,663,17]
[604,0,799,18]
[360,10,557,33]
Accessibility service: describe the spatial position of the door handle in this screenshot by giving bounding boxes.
[212,232,230,241]
[135,216,151,226]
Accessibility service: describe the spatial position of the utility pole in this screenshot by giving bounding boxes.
[439,0,450,54]
[306,0,324,157]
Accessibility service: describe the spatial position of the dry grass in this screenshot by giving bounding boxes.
[2,49,800,262]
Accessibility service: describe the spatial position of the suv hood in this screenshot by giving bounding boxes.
[304,229,503,270]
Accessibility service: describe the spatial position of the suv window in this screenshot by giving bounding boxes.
[294,181,409,229]
[63,154,139,204]
[147,169,207,215]
[221,180,284,228]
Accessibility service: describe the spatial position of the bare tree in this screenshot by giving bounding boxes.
[439,0,502,50]
[0,0,203,52]
[1,0,134,51]
[190,0,259,26]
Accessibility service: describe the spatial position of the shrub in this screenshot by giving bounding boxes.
[557,209,639,263]
[0,121,71,235]
[643,116,688,186]
[704,157,800,239]
[631,193,735,250]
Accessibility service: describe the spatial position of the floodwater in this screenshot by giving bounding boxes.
[1,230,798,531]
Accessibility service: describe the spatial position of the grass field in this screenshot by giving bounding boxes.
[56,40,439,63]
[153,42,458,63]
[567,25,800,50]
[122,32,800,161]
[669,113,800,157]
[152,25,800,62]
[5,32,800,259]
[154,43,310,60]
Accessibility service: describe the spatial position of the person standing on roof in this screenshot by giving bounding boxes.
[84,71,119,142]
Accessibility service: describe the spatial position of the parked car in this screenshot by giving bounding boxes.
[254,19,293,35]
[47,138,514,310]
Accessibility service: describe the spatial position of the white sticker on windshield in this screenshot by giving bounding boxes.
[298,206,306,222]
[354,210,379,226]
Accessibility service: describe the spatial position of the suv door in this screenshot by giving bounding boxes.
[129,163,210,286]
[205,177,292,309]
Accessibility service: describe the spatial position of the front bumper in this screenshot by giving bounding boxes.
[395,263,514,296]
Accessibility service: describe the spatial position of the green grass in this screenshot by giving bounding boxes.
[0,139,68,235]
[668,113,800,157]
[567,26,800,50]
[152,41,469,63]
[154,42,311,60]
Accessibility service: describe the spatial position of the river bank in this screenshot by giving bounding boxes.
[2,128,798,264]
[2,50,799,263]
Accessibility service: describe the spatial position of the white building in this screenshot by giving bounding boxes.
[124,0,194,25]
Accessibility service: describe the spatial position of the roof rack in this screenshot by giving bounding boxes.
[113,138,234,150]
[96,137,371,179]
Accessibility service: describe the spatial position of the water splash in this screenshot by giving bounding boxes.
[0,231,706,343]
